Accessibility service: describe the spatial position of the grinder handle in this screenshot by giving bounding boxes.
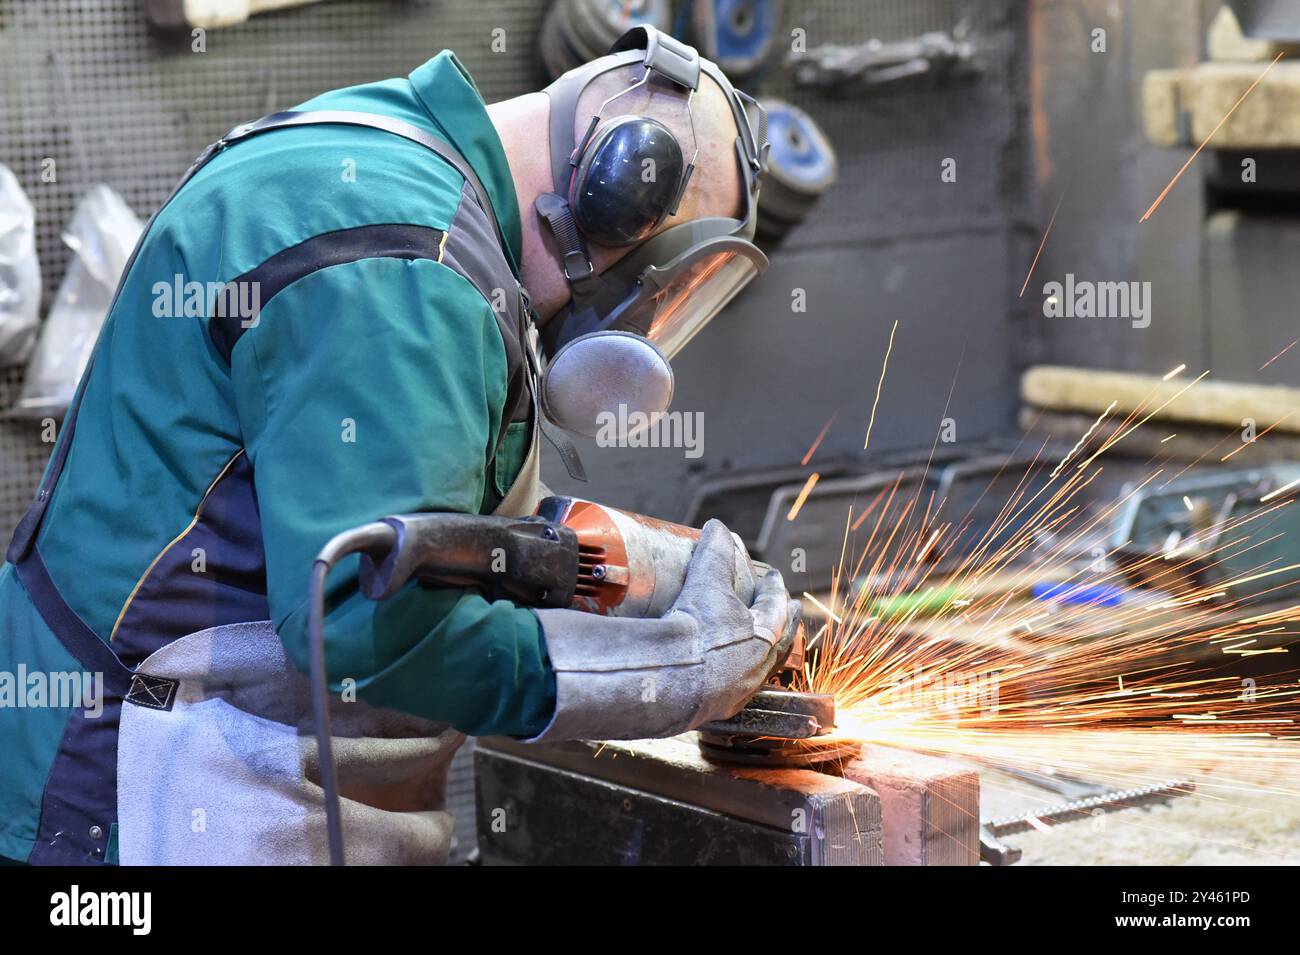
[356,512,581,605]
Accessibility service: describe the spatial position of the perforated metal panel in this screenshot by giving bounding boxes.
[1,0,551,307]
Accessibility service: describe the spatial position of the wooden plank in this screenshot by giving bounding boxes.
[1144,61,1300,148]
[1022,365,1300,434]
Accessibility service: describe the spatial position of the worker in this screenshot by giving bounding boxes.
[0,27,790,866]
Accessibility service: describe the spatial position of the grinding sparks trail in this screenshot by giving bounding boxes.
[863,320,899,451]
[1261,338,1298,371]
[1221,411,1295,462]
[797,380,1300,808]
[1050,400,1115,478]
[1020,191,1065,298]
[1141,52,1285,222]
[1263,479,1300,504]
[786,472,820,521]
[803,413,836,466]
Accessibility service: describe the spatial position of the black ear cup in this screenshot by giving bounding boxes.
[567,116,686,246]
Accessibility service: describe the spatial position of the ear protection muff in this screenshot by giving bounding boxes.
[567,115,687,247]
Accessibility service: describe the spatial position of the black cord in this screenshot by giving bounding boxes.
[308,559,345,866]
[307,521,396,867]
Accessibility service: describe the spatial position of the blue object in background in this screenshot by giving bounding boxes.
[1032,581,1125,607]
[683,0,780,78]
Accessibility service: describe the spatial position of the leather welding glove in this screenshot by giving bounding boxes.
[525,519,799,743]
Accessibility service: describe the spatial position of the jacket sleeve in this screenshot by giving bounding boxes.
[227,252,556,737]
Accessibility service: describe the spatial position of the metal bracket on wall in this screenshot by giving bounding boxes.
[787,25,979,92]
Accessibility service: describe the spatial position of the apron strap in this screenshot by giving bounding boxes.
[222,110,510,256]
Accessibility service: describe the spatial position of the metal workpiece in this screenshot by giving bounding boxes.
[475,735,883,865]
[978,826,1023,866]
[700,688,835,738]
[979,778,1197,865]
[982,779,1196,851]
[697,734,864,768]
[841,745,981,866]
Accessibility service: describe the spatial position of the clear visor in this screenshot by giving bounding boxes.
[634,251,762,359]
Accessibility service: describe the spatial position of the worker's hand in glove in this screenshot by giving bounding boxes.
[526,519,801,743]
[666,519,797,725]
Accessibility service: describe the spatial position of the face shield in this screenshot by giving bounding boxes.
[594,235,766,359]
[533,27,770,437]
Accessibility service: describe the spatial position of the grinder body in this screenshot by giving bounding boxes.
[535,496,757,617]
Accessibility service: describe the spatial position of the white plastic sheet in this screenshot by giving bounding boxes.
[14,184,142,418]
[0,163,41,369]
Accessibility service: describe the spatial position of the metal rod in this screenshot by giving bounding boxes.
[984,779,1196,838]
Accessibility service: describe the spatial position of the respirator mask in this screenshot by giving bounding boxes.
[535,25,770,438]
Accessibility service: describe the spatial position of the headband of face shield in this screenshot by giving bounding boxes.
[535,25,770,438]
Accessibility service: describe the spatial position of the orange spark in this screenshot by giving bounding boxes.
[1221,411,1295,462]
[1020,191,1065,298]
[1141,52,1285,222]
[1261,338,1299,371]
[786,472,820,521]
[802,413,836,466]
[796,407,1300,810]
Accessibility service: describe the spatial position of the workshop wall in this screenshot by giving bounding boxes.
[1027,0,1300,387]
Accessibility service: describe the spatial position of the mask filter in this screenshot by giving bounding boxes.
[541,331,674,439]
